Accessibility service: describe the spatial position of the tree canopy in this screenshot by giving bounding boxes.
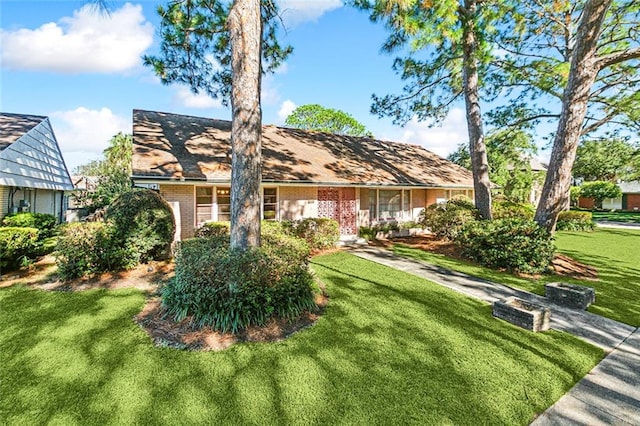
[284,104,373,137]
[579,180,623,208]
[448,129,541,204]
[572,138,637,182]
[143,0,291,107]
[144,0,292,249]
[74,132,133,212]
[352,0,498,219]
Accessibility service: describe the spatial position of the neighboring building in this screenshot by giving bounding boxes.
[0,112,73,221]
[132,109,474,240]
[601,181,640,211]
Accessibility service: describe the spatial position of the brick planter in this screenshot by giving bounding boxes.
[492,297,551,332]
[545,282,595,310]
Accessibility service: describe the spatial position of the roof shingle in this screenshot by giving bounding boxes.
[132,109,474,188]
[0,112,47,150]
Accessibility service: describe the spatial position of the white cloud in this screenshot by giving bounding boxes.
[50,107,130,172]
[277,0,343,27]
[391,108,468,158]
[278,100,297,122]
[0,3,153,74]
[262,75,282,106]
[174,87,223,109]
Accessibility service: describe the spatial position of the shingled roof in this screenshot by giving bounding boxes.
[0,112,47,150]
[132,109,474,188]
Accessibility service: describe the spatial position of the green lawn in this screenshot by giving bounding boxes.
[592,210,640,224]
[0,253,602,425]
[392,228,640,326]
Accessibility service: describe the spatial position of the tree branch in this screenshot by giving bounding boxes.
[596,46,640,69]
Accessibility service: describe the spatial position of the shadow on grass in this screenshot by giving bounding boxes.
[0,253,604,425]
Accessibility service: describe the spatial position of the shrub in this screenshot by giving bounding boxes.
[162,229,316,333]
[492,201,535,220]
[55,222,138,280]
[195,221,230,238]
[579,181,622,209]
[455,218,555,274]
[0,227,39,271]
[2,212,58,238]
[556,211,595,232]
[105,189,175,262]
[419,197,480,240]
[283,218,339,251]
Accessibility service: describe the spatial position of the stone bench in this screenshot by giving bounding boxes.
[545,282,595,310]
[492,297,551,332]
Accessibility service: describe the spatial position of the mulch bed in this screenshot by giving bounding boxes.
[134,288,329,351]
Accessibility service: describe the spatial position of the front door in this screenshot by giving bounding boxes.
[318,187,356,235]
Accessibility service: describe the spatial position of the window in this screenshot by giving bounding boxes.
[263,188,278,220]
[368,189,377,223]
[196,187,213,226]
[403,190,411,219]
[369,189,412,222]
[216,187,231,221]
[379,189,402,220]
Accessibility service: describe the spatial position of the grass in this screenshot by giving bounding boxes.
[392,228,640,326]
[591,210,640,224]
[0,252,603,425]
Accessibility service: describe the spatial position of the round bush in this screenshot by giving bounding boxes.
[55,222,139,280]
[105,189,175,262]
[0,227,39,271]
[282,218,339,251]
[455,218,555,274]
[2,212,57,238]
[162,230,316,333]
[419,197,480,240]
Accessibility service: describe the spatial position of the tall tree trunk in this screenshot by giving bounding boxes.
[228,0,262,249]
[461,0,492,220]
[534,0,612,232]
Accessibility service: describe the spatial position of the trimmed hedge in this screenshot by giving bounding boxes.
[105,189,175,262]
[492,201,535,220]
[162,230,316,333]
[0,227,39,270]
[455,218,555,274]
[2,212,57,238]
[556,211,595,232]
[196,219,339,251]
[419,197,480,240]
[195,221,230,238]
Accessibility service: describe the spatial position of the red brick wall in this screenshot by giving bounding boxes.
[626,194,640,211]
[578,197,595,209]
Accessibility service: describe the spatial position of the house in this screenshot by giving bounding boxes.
[131,109,474,240]
[600,181,640,211]
[0,112,73,221]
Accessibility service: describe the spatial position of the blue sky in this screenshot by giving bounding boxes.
[1,0,515,172]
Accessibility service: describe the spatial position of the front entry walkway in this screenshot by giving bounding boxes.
[350,245,640,425]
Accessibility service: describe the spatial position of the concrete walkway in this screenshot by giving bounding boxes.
[350,246,640,425]
[595,221,640,230]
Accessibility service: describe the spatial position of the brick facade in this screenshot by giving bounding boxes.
[159,184,195,240]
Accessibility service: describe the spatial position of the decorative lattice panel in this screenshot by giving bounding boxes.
[339,188,357,235]
[318,187,357,235]
[318,187,339,220]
